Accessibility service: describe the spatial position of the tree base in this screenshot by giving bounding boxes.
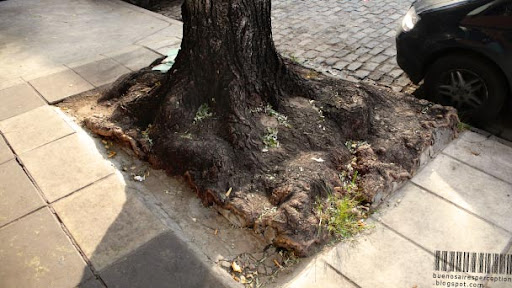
[71,61,458,256]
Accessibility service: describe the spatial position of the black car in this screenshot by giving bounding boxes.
[396,0,512,122]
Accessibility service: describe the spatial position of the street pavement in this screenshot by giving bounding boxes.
[0,0,511,288]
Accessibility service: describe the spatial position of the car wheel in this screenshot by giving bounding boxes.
[425,54,507,123]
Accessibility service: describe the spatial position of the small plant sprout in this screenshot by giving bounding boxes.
[252,104,291,128]
[457,121,471,132]
[265,104,291,128]
[262,127,279,150]
[194,103,213,124]
[141,124,153,147]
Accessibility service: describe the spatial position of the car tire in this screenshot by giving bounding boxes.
[424,54,507,123]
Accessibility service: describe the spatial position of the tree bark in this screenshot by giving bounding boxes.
[148,0,299,201]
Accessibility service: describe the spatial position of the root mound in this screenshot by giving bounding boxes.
[81,61,458,256]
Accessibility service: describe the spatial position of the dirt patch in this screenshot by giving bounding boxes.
[58,58,458,262]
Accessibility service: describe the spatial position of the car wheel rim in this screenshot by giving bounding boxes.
[437,69,488,113]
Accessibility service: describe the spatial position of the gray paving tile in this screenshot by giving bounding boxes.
[71,58,131,87]
[0,0,170,81]
[324,224,434,287]
[377,183,511,253]
[443,131,512,184]
[53,174,166,271]
[0,106,75,154]
[78,278,104,288]
[136,24,183,47]
[283,258,357,288]
[29,69,94,104]
[0,83,46,121]
[19,133,114,202]
[0,136,14,164]
[0,208,92,288]
[412,154,512,232]
[0,77,25,91]
[0,160,45,226]
[100,232,228,288]
[106,46,161,71]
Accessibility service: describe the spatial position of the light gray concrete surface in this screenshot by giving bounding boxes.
[0,106,75,154]
[53,174,167,271]
[19,133,115,202]
[1,1,511,288]
[0,83,46,121]
[0,136,14,164]
[0,159,44,227]
[0,0,179,84]
[0,208,93,288]
[29,69,95,103]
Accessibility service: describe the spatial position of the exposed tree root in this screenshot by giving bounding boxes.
[80,61,458,256]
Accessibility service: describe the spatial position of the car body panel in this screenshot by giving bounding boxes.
[396,0,512,92]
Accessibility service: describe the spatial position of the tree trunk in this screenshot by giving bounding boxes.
[85,0,459,256]
[148,0,298,202]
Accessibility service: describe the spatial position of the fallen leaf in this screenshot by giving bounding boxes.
[107,151,116,158]
[226,187,232,197]
[240,275,249,284]
[311,157,325,162]
[214,229,218,235]
[232,261,242,273]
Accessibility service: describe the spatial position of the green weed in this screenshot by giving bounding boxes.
[262,127,280,149]
[194,103,213,124]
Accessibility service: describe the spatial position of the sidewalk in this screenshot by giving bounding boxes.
[1,1,511,288]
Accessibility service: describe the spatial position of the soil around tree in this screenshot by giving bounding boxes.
[60,56,459,256]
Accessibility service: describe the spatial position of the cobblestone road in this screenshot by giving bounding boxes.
[152,0,415,91]
[272,0,414,91]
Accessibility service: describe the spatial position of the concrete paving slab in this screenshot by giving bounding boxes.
[71,58,131,87]
[21,65,70,82]
[78,278,104,288]
[100,231,229,288]
[19,133,115,202]
[377,183,511,253]
[412,154,512,233]
[0,208,92,288]
[324,224,434,287]
[0,160,45,227]
[53,174,167,271]
[0,83,46,121]
[443,132,512,184]
[283,259,357,288]
[0,77,25,91]
[0,0,171,81]
[142,37,182,56]
[0,106,75,154]
[105,46,161,71]
[0,136,14,165]
[135,24,183,47]
[29,69,94,104]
